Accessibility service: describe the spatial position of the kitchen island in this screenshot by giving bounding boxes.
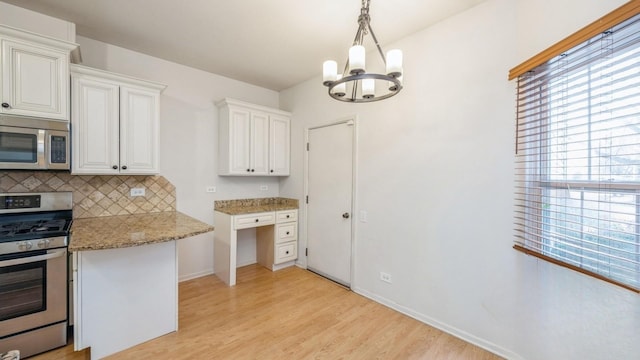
[70,211,213,360]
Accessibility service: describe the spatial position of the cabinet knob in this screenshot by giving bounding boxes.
[122,165,128,170]
[247,169,251,172]
[251,169,255,172]
[255,219,259,222]
[286,215,290,218]
[270,169,274,173]
[112,165,118,170]
[286,231,290,235]
[1,102,9,108]
[285,251,289,254]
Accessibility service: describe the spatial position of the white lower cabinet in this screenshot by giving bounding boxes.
[258,209,298,266]
[70,64,166,175]
[275,241,297,264]
[73,241,178,360]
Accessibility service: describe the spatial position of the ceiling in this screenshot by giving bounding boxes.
[3,0,485,91]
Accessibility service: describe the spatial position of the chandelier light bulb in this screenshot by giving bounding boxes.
[349,45,366,74]
[389,75,403,91]
[362,78,375,99]
[386,49,403,77]
[331,74,346,97]
[323,60,338,86]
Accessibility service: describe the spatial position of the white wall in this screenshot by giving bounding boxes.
[280,0,640,359]
[0,1,76,42]
[76,36,281,281]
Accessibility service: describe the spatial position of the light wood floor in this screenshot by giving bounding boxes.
[33,265,501,359]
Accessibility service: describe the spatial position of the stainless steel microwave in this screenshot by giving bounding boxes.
[0,115,70,170]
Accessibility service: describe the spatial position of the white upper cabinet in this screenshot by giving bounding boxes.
[269,114,291,176]
[217,98,291,176]
[71,64,165,175]
[119,86,160,174]
[0,24,78,121]
[250,111,270,175]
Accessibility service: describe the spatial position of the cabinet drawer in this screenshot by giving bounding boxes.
[276,210,297,223]
[276,223,297,244]
[234,212,275,230]
[275,242,297,264]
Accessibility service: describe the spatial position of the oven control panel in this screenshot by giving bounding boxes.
[0,236,68,255]
[1,195,41,209]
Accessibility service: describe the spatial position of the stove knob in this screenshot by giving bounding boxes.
[37,239,50,249]
[18,241,33,251]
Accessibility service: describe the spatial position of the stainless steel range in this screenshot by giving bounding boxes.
[0,192,72,358]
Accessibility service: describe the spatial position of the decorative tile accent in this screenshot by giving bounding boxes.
[0,171,176,219]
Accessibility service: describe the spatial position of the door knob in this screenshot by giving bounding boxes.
[1,102,9,108]
[342,212,350,219]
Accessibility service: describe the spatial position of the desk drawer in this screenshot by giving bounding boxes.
[276,210,297,223]
[276,223,297,244]
[234,212,275,230]
[275,242,297,264]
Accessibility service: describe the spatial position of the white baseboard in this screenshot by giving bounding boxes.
[178,269,213,282]
[352,286,522,360]
[271,260,295,271]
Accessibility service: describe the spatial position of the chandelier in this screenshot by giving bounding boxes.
[322,0,403,103]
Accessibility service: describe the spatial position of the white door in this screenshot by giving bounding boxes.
[306,120,354,287]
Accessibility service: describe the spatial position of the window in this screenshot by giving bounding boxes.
[513,9,640,291]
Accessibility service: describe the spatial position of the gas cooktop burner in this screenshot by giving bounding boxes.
[1,219,68,236]
[0,192,73,245]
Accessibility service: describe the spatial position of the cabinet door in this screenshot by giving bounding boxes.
[1,39,69,120]
[269,115,290,175]
[227,107,252,174]
[251,111,270,175]
[71,75,120,174]
[120,86,160,174]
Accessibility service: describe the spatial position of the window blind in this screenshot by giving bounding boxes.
[514,12,640,291]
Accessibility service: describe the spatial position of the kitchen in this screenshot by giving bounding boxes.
[2,1,640,360]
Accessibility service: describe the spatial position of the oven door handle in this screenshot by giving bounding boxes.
[0,249,66,268]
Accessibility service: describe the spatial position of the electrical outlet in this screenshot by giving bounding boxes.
[206,186,216,193]
[380,272,392,283]
[260,185,268,191]
[130,188,145,197]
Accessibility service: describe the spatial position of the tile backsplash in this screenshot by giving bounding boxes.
[0,171,176,219]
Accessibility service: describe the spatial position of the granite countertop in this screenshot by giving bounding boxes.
[215,197,299,215]
[69,211,214,251]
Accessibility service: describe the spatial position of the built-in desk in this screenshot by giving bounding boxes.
[214,198,298,286]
